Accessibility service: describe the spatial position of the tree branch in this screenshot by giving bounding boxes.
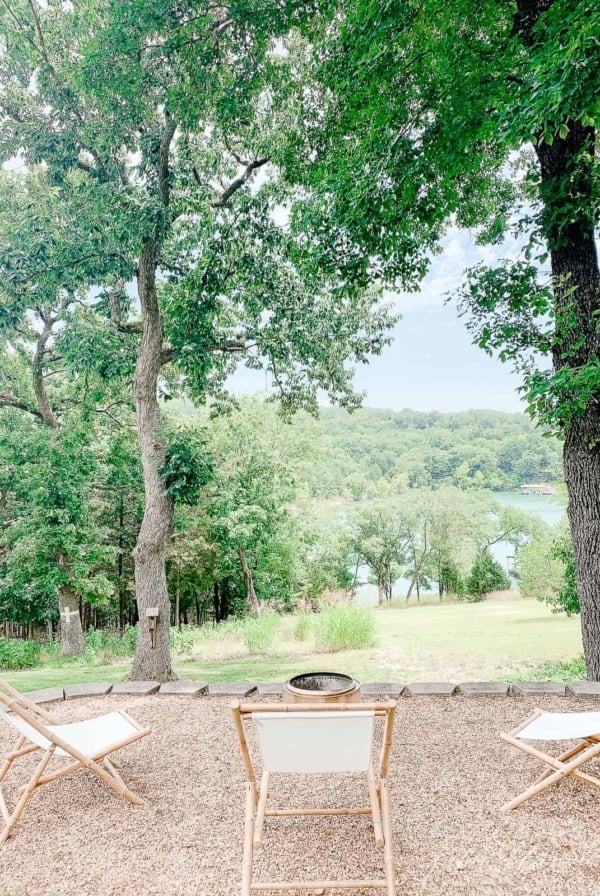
[212,157,269,207]
[0,392,44,421]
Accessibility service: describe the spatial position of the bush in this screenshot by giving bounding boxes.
[0,637,42,670]
[170,626,196,654]
[83,627,138,663]
[465,549,509,601]
[314,604,376,653]
[244,613,278,654]
[293,611,313,641]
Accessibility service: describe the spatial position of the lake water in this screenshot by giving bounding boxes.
[356,490,567,605]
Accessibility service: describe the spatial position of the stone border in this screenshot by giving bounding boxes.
[19,679,600,704]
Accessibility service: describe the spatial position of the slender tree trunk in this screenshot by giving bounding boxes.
[131,241,176,681]
[238,547,260,614]
[117,496,125,631]
[516,0,600,678]
[58,587,85,657]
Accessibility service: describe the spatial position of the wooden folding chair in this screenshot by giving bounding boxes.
[0,678,151,842]
[500,707,600,811]
[232,700,397,895]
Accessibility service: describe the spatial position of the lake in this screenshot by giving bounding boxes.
[356,490,567,605]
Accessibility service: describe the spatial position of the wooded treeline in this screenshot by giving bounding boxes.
[0,394,564,640]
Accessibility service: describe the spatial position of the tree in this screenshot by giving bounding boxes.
[350,504,410,603]
[518,519,579,615]
[465,550,510,602]
[203,407,295,614]
[281,1,600,675]
[0,171,126,654]
[0,1,395,679]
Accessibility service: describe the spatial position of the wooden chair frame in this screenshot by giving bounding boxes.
[500,707,600,811]
[0,678,151,842]
[232,700,397,896]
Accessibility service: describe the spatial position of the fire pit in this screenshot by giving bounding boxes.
[283,672,361,704]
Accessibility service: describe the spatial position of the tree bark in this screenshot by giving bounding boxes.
[131,240,176,681]
[238,547,260,614]
[517,0,600,677]
[58,587,85,656]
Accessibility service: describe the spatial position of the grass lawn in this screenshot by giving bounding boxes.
[1,595,583,691]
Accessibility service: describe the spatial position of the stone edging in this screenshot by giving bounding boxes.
[18,679,600,705]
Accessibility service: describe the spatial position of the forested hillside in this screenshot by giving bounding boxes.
[246,404,564,499]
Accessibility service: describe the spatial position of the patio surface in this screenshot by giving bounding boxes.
[1,694,600,896]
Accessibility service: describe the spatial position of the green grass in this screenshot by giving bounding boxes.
[0,595,584,691]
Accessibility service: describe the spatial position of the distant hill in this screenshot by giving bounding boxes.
[295,406,563,499]
[168,397,563,500]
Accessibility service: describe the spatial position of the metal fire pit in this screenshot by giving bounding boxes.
[283,672,361,704]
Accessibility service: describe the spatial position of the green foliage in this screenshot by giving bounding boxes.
[169,626,196,655]
[439,562,466,600]
[243,613,279,654]
[551,537,579,615]
[83,628,138,663]
[518,520,578,615]
[513,655,586,682]
[160,430,213,505]
[465,550,510,601]
[0,637,42,670]
[314,604,376,653]
[293,611,313,641]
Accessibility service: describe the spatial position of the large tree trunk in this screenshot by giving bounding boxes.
[238,547,260,614]
[517,1,600,677]
[131,241,176,681]
[58,587,84,657]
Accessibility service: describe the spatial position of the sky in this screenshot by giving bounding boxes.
[228,226,529,414]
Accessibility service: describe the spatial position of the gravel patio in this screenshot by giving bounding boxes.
[1,693,599,896]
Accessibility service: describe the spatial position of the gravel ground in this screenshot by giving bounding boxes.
[1,694,600,896]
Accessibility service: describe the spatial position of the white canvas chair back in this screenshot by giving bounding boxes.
[501,707,600,811]
[253,710,375,773]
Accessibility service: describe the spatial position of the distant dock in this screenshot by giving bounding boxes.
[519,483,556,496]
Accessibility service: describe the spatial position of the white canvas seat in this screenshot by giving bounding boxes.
[0,679,151,842]
[500,707,600,811]
[5,710,141,758]
[232,700,397,895]
[253,710,374,773]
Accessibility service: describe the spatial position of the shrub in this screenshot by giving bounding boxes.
[170,626,196,654]
[465,549,509,601]
[293,611,313,641]
[0,637,42,670]
[314,604,376,653]
[244,613,278,654]
[83,627,138,663]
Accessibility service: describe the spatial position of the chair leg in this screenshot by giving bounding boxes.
[501,738,600,811]
[533,740,589,784]
[242,782,257,896]
[253,770,269,848]
[85,755,144,806]
[1,746,55,843]
[367,766,384,848]
[104,757,127,788]
[380,778,396,896]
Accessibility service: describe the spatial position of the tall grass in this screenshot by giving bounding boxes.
[314,605,377,653]
[244,613,279,654]
[293,611,313,642]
